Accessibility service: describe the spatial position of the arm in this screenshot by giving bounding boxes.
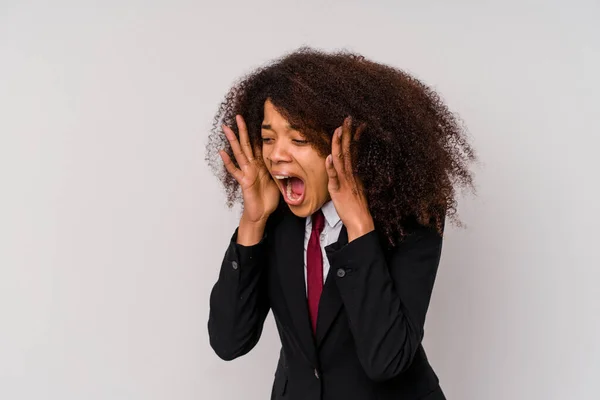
[207,223,270,361]
[325,223,443,382]
[209,114,279,360]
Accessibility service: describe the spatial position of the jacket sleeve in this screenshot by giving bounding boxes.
[325,223,444,382]
[208,228,270,361]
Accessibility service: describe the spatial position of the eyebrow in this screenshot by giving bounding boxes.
[261,123,300,131]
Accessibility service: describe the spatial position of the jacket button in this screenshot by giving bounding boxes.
[314,369,320,379]
[232,261,238,270]
[336,268,346,278]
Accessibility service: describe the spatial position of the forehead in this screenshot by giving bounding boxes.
[262,100,296,131]
[263,99,283,120]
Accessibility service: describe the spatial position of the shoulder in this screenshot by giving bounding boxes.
[266,198,288,225]
[379,214,445,255]
[263,198,295,237]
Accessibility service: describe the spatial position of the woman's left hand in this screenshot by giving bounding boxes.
[326,117,375,242]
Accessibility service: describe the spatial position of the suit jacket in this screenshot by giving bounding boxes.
[208,204,447,400]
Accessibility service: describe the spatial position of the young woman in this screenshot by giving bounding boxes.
[206,47,476,400]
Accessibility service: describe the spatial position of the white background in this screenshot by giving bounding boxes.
[1,0,599,399]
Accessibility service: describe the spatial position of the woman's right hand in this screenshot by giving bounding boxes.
[219,115,280,226]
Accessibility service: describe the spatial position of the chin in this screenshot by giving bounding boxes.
[286,196,327,218]
[286,201,313,218]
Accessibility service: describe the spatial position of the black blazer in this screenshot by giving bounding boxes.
[208,204,446,400]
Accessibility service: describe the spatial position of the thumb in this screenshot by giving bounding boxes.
[326,154,340,192]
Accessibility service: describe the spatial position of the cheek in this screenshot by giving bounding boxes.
[298,147,328,193]
[261,146,270,164]
[306,162,329,192]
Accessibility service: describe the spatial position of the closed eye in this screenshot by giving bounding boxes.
[261,137,308,145]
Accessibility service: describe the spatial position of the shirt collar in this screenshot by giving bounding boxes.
[320,200,341,228]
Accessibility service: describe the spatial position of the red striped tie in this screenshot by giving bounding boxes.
[307,210,325,335]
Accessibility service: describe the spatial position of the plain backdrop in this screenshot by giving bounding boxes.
[1,0,599,399]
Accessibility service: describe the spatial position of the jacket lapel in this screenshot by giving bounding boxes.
[316,225,348,347]
[275,210,317,365]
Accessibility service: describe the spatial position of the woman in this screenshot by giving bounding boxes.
[206,47,475,400]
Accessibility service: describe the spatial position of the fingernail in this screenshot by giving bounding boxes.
[337,128,342,138]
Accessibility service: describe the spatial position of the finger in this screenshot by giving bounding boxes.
[331,125,345,177]
[341,116,352,154]
[236,115,255,161]
[325,154,340,192]
[341,117,353,173]
[354,121,367,141]
[222,123,249,167]
[254,144,264,165]
[219,149,243,182]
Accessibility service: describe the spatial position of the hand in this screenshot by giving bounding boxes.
[219,115,280,225]
[326,117,374,242]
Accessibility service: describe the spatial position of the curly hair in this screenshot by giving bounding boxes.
[206,47,476,247]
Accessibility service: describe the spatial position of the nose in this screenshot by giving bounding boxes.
[266,141,292,164]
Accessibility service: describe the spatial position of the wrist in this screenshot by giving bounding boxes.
[346,215,375,242]
[240,213,268,228]
[237,215,267,246]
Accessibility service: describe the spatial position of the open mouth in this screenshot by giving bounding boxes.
[273,175,305,205]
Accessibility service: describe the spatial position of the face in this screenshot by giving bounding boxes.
[261,99,330,217]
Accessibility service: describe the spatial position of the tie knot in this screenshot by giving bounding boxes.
[312,210,325,234]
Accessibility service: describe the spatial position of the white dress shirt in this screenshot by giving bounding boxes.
[303,200,344,296]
